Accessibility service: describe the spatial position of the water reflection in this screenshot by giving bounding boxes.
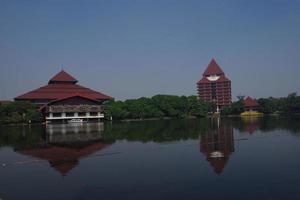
[241,117,260,134]
[200,118,234,174]
[16,123,112,176]
[46,123,104,144]
[1,117,300,200]
[1,116,300,177]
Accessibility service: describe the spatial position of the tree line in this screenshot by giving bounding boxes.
[104,95,214,120]
[0,101,43,124]
[1,116,300,149]
[221,92,300,115]
[1,93,299,124]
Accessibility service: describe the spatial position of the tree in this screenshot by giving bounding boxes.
[0,101,43,124]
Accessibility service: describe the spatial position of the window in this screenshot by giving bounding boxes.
[211,83,217,100]
[53,113,62,118]
[90,112,98,116]
[66,113,74,117]
[78,112,86,117]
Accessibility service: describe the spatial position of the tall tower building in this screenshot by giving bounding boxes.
[197,59,231,110]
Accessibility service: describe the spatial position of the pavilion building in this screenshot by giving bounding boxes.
[197,59,231,111]
[15,70,113,123]
[243,96,260,111]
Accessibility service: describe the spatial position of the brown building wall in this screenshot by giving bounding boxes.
[197,80,231,107]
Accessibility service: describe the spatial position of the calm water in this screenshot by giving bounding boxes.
[1,117,300,200]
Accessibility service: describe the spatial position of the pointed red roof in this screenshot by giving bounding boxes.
[244,96,259,107]
[203,59,225,76]
[15,70,113,101]
[15,83,113,101]
[48,70,78,84]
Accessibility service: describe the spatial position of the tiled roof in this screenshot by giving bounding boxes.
[15,70,113,101]
[49,70,78,84]
[244,96,259,107]
[203,59,225,76]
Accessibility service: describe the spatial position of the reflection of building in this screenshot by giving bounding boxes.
[197,59,232,111]
[46,123,104,142]
[200,120,234,174]
[242,117,260,134]
[17,123,112,176]
[15,70,113,123]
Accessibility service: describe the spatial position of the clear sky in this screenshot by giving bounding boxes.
[0,0,299,100]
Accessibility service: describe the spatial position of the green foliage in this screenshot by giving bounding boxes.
[258,93,300,114]
[222,93,300,116]
[0,101,43,124]
[104,95,213,120]
[220,100,244,115]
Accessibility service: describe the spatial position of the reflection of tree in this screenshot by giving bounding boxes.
[200,119,234,174]
[231,116,300,135]
[1,116,300,175]
[102,119,210,142]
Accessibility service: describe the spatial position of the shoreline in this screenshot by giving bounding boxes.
[1,113,300,126]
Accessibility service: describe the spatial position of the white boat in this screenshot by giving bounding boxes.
[68,119,85,123]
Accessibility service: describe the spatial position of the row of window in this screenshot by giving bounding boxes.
[198,88,231,92]
[198,82,231,86]
[49,112,100,118]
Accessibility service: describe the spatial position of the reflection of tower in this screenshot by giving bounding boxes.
[17,123,112,176]
[200,120,234,174]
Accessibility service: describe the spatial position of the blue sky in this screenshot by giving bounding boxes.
[0,0,299,100]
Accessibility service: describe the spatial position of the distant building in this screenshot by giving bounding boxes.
[243,96,260,111]
[197,59,231,111]
[15,70,113,123]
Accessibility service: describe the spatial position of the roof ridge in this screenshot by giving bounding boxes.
[203,59,225,76]
[48,70,78,84]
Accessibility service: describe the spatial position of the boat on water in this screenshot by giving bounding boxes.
[68,119,86,123]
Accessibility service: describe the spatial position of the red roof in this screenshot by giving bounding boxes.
[48,70,78,84]
[203,59,225,76]
[15,70,113,101]
[244,96,259,107]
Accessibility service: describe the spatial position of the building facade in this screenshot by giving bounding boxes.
[15,70,113,123]
[197,59,232,111]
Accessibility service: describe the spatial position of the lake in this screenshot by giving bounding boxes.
[1,117,300,200]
